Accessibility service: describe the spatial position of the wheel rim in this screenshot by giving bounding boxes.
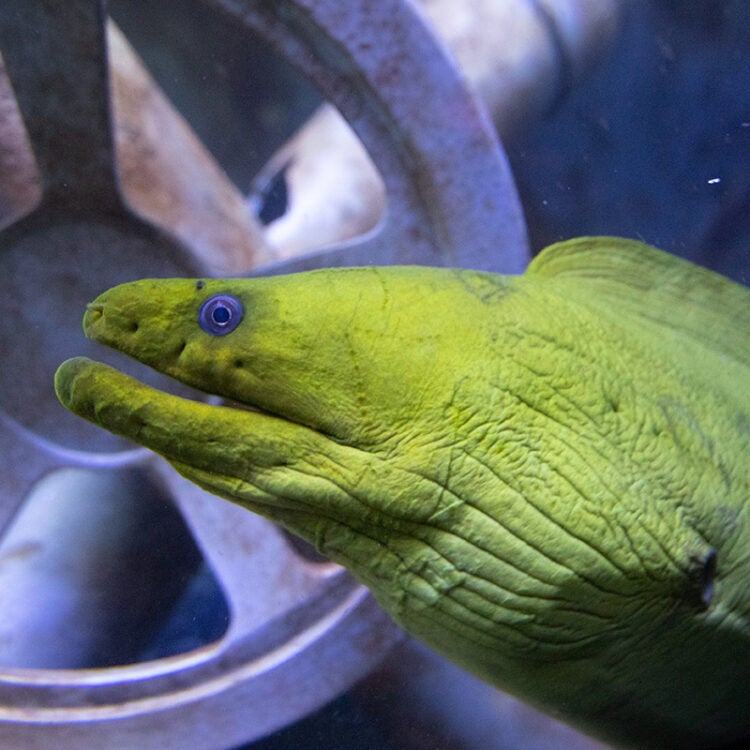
[0,1,527,747]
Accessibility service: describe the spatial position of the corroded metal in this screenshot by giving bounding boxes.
[0,0,121,216]
[254,0,624,265]
[229,0,529,273]
[0,0,531,747]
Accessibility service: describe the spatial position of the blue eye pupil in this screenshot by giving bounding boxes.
[212,306,231,324]
[199,294,243,336]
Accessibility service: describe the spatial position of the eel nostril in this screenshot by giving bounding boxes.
[85,303,103,322]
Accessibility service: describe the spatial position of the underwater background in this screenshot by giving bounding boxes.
[0,1,747,749]
[112,2,749,748]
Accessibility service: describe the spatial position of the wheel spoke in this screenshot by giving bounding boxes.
[213,0,529,273]
[0,2,521,745]
[0,416,57,534]
[0,410,143,535]
[0,0,123,214]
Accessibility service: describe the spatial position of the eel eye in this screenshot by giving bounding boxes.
[199,294,243,336]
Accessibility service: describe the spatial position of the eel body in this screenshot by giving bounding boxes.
[55,237,750,749]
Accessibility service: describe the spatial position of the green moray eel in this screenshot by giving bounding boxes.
[55,237,750,750]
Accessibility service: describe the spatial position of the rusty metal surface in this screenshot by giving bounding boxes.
[107,22,273,274]
[0,0,530,748]
[253,0,623,267]
[0,1,400,747]
[225,0,528,273]
[0,0,123,217]
[0,466,398,750]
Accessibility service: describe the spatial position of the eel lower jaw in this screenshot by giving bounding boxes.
[54,357,317,479]
[54,357,369,554]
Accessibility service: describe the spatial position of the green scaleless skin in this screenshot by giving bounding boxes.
[55,237,750,750]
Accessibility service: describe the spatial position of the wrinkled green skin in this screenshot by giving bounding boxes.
[56,238,750,750]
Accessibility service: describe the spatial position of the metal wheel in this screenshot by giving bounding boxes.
[0,1,528,747]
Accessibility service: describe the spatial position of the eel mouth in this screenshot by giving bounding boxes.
[54,356,374,552]
[55,356,213,448]
[54,356,313,475]
[55,357,250,463]
[56,356,275,423]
